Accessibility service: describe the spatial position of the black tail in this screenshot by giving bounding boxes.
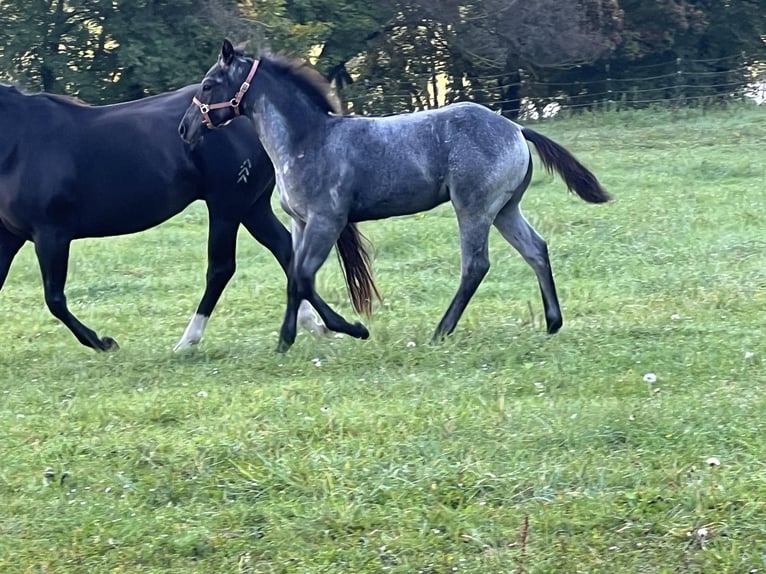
[522,127,611,203]
[335,223,381,316]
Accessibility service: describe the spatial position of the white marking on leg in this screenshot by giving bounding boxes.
[297,300,329,337]
[174,313,209,351]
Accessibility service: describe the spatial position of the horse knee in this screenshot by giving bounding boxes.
[44,291,68,319]
[207,260,236,284]
[466,255,490,280]
[525,239,551,271]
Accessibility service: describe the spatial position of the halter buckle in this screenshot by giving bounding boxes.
[199,103,210,114]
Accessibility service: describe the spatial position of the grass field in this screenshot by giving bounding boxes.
[1,103,764,573]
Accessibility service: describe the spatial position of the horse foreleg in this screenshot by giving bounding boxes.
[34,232,117,351]
[433,216,492,340]
[0,226,25,290]
[493,205,562,334]
[174,216,239,351]
[277,217,368,352]
[241,201,328,337]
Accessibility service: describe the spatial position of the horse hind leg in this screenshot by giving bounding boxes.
[493,204,562,334]
[34,232,118,351]
[433,214,493,340]
[0,226,25,290]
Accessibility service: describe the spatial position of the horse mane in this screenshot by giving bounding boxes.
[0,82,89,106]
[256,52,342,115]
[45,92,90,106]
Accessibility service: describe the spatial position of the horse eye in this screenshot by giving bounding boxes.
[202,83,212,92]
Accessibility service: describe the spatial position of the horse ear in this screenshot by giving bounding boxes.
[221,39,235,66]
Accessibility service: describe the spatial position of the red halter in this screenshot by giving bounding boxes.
[192,59,259,129]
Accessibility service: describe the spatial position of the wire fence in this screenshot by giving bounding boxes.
[341,53,766,118]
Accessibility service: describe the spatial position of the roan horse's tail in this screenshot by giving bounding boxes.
[335,223,382,316]
[521,127,611,203]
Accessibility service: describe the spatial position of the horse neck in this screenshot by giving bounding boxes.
[248,71,330,162]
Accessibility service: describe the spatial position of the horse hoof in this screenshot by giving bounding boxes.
[352,322,370,340]
[101,337,120,351]
[546,317,563,334]
[173,338,198,352]
[275,339,293,353]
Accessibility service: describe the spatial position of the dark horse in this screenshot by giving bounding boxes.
[180,40,611,352]
[0,82,377,351]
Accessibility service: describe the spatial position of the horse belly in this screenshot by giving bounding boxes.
[73,170,199,238]
[349,179,448,222]
[0,160,79,238]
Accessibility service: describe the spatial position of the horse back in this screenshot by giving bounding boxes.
[0,89,201,238]
[1,85,274,240]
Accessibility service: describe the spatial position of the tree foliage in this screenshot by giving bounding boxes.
[0,0,237,101]
[1,0,764,110]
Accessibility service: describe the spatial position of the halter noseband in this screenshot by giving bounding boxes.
[193,59,259,129]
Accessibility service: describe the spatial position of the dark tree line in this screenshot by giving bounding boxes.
[1,0,764,115]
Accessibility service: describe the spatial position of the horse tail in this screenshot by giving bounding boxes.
[521,127,611,203]
[335,223,381,316]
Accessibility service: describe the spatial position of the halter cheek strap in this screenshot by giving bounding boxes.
[193,59,260,129]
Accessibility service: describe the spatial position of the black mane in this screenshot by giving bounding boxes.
[255,52,342,115]
[0,82,89,106]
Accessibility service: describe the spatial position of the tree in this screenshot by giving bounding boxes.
[560,0,766,108]
[316,0,622,116]
[0,0,241,103]
[0,0,106,95]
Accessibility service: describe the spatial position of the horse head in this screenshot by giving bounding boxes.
[179,39,258,147]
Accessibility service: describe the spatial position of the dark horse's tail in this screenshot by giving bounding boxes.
[335,223,381,316]
[521,127,611,203]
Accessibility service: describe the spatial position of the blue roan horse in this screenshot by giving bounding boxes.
[180,40,611,352]
[0,82,378,351]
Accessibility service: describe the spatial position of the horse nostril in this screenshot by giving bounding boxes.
[178,123,186,139]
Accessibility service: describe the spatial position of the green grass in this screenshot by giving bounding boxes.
[1,103,765,573]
